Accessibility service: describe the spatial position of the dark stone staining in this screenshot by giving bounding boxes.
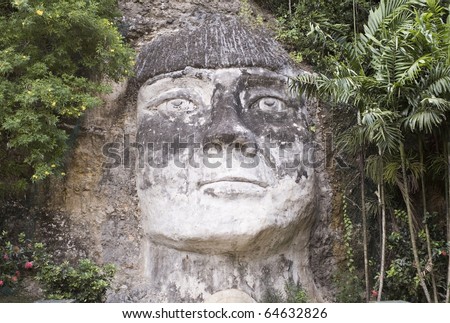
[278,254,293,272]
[296,166,308,183]
[135,14,293,84]
[182,254,191,271]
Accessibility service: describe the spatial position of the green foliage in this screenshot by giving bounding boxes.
[239,0,264,27]
[0,231,47,295]
[375,210,449,301]
[1,231,116,302]
[295,0,450,301]
[342,197,356,274]
[262,282,309,303]
[334,195,364,302]
[334,269,365,302]
[239,0,253,21]
[294,0,450,128]
[0,0,134,196]
[253,0,288,13]
[284,282,309,303]
[275,0,375,70]
[37,258,116,302]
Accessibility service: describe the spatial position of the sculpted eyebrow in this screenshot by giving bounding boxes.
[142,89,203,108]
[240,75,287,90]
[142,69,210,87]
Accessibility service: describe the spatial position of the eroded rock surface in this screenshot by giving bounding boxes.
[23,1,338,303]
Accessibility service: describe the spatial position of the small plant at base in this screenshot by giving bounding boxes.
[0,231,46,295]
[285,282,308,303]
[37,259,116,302]
[262,282,309,303]
[342,196,356,274]
[289,51,303,64]
[334,195,364,302]
[377,209,448,302]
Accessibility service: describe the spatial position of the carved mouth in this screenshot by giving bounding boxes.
[198,177,268,198]
[198,177,269,188]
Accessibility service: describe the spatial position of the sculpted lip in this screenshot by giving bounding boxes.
[198,177,269,188]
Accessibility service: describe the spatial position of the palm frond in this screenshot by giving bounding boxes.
[426,152,447,179]
[424,63,450,96]
[404,101,449,133]
[396,54,433,85]
[365,153,384,183]
[384,159,402,185]
[363,0,414,38]
[292,72,322,99]
[336,124,366,156]
[362,108,403,153]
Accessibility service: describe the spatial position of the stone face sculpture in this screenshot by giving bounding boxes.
[134,14,322,302]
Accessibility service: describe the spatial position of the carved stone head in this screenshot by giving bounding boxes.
[135,15,317,257]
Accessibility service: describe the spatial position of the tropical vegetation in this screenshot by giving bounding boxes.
[0,0,134,196]
[1,0,449,303]
[0,231,115,302]
[288,0,450,302]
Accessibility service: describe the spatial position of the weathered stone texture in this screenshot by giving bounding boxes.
[135,14,291,83]
[16,0,340,303]
[119,0,241,42]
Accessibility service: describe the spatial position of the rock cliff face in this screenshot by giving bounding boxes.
[30,0,339,302]
[118,0,241,43]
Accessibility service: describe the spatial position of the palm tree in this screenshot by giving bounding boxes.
[442,125,450,303]
[418,137,439,302]
[446,134,450,303]
[344,116,371,303]
[295,0,450,302]
[362,108,402,301]
[399,2,450,302]
[295,66,375,301]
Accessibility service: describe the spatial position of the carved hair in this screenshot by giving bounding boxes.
[135,14,292,84]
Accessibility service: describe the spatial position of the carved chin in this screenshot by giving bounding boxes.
[137,175,317,255]
[145,224,307,256]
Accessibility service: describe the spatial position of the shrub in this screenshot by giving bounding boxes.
[0,231,46,295]
[373,210,449,302]
[37,259,116,302]
[284,282,309,303]
[0,0,134,196]
[1,231,116,302]
[262,282,309,303]
[274,0,375,71]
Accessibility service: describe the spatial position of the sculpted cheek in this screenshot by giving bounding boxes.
[138,113,209,146]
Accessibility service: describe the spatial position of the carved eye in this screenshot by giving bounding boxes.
[163,98,196,112]
[252,97,286,112]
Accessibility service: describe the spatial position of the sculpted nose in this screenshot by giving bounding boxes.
[203,86,256,147]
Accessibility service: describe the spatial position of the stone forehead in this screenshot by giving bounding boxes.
[135,14,293,85]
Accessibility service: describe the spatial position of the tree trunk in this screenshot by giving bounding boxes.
[359,150,370,302]
[377,150,386,302]
[446,135,450,303]
[419,138,439,302]
[400,142,432,303]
